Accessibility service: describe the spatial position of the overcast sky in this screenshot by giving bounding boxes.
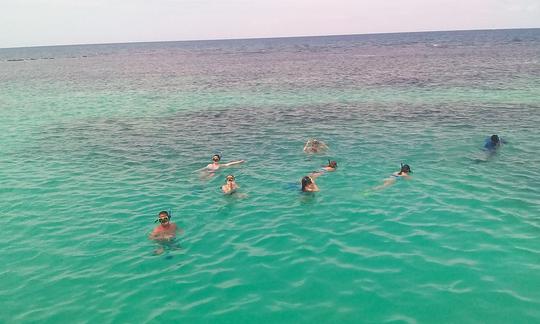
[1,0,539,48]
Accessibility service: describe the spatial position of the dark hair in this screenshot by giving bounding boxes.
[158,210,170,218]
[491,135,500,143]
[301,176,312,191]
[212,154,221,161]
[327,160,337,168]
[399,164,411,175]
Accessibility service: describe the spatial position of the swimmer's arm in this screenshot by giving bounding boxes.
[149,233,168,240]
[223,160,245,167]
[309,172,323,179]
[149,228,178,240]
[194,164,211,172]
[148,228,160,240]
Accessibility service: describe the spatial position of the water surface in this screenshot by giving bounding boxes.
[1,29,540,322]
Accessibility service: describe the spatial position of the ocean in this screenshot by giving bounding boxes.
[1,29,539,322]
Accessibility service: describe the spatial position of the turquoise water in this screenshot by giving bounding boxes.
[1,29,540,322]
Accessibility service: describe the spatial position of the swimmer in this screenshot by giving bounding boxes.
[374,164,412,190]
[200,154,245,172]
[301,175,320,192]
[149,211,180,254]
[303,139,329,153]
[149,211,178,241]
[321,160,338,172]
[221,174,239,195]
[309,160,338,177]
[484,134,507,151]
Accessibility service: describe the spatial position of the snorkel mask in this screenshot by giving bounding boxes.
[400,163,412,173]
[328,160,337,168]
[155,210,172,223]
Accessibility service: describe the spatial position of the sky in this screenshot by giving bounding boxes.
[1,0,539,48]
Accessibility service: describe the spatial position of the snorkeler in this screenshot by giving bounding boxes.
[484,134,507,151]
[221,174,239,195]
[202,154,245,172]
[303,139,329,153]
[301,175,320,192]
[374,163,412,190]
[472,135,508,163]
[309,160,338,177]
[149,211,181,255]
[321,160,337,172]
[149,211,178,241]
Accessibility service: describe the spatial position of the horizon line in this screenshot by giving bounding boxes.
[1,26,539,50]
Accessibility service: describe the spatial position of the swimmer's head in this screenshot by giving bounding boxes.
[212,154,221,162]
[491,135,500,143]
[327,160,337,169]
[400,163,412,174]
[301,176,313,191]
[155,210,170,224]
[226,175,235,182]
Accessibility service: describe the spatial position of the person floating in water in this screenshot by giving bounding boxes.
[374,163,412,190]
[222,174,239,195]
[303,139,329,153]
[484,134,507,152]
[149,211,180,255]
[301,174,321,192]
[320,160,337,172]
[309,160,338,178]
[201,154,245,172]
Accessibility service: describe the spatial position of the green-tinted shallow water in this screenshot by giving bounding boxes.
[1,30,540,322]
